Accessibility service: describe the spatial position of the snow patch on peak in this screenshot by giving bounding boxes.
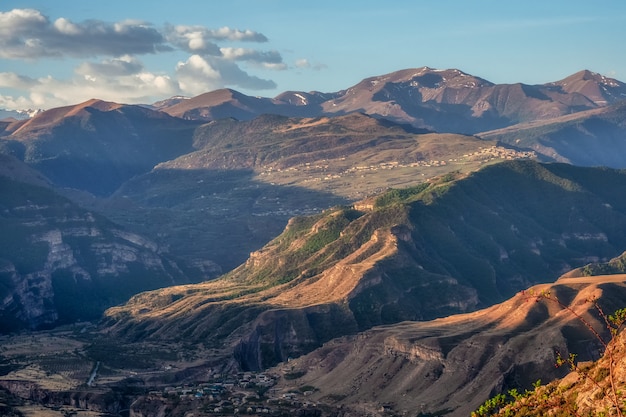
[294,93,308,105]
[0,108,43,120]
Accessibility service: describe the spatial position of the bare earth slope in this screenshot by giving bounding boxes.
[275,275,626,417]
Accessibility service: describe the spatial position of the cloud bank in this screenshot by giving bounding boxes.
[0,8,317,110]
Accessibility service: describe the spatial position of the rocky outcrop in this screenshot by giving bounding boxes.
[0,379,131,414]
[0,175,188,331]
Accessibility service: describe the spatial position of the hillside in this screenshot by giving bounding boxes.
[480,101,626,168]
[489,311,626,417]
[273,275,626,417]
[100,113,525,273]
[0,174,189,331]
[0,99,201,196]
[103,161,626,371]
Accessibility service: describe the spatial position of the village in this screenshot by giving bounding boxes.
[259,145,535,180]
[141,367,330,416]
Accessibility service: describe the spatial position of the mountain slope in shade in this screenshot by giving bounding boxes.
[103,161,626,371]
[274,275,626,417]
[103,112,517,274]
[0,174,189,331]
[480,101,626,168]
[0,99,201,196]
[496,310,626,416]
[0,153,51,188]
[157,67,626,134]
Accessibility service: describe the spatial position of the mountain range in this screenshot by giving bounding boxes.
[1,66,626,416]
[153,68,626,135]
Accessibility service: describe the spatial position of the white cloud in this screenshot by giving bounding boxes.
[220,47,284,66]
[295,59,311,69]
[176,55,222,94]
[0,8,291,109]
[76,56,145,78]
[165,25,222,55]
[176,55,276,96]
[208,26,268,42]
[164,25,268,56]
[219,47,287,70]
[295,58,327,71]
[0,94,35,110]
[0,8,167,59]
[53,17,82,36]
[0,72,37,89]
[0,57,181,110]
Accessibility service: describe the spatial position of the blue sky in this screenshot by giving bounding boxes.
[1,0,625,110]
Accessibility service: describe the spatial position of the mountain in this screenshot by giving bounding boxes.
[0,99,201,196]
[0,153,52,188]
[149,95,190,110]
[1,97,531,282]
[480,101,626,168]
[493,307,626,416]
[158,68,626,134]
[549,69,626,105]
[0,172,189,331]
[102,161,626,372]
[273,274,626,417]
[159,88,338,121]
[98,112,519,274]
[0,108,42,121]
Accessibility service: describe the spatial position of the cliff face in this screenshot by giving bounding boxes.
[0,379,131,414]
[0,176,187,331]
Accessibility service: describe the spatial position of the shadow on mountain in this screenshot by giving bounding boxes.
[482,102,626,168]
[102,167,350,276]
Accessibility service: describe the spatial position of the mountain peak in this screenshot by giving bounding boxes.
[10,99,124,136]
[70,98,123,113]
[551,70,626,106]
[553,69,623,85]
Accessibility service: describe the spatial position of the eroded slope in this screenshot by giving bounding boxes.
[104,161,626,370]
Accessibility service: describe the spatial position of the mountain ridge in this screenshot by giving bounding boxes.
[102,161,626,372]
[273,274,626,417]
[154,67,626,133]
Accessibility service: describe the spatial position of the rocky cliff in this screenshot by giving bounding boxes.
[0,175,188,331]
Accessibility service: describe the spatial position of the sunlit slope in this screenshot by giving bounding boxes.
[104,160,626,369]
[276,275,626,417]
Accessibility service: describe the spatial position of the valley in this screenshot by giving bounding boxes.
[1,274,625,416]
[2,66,626,416]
